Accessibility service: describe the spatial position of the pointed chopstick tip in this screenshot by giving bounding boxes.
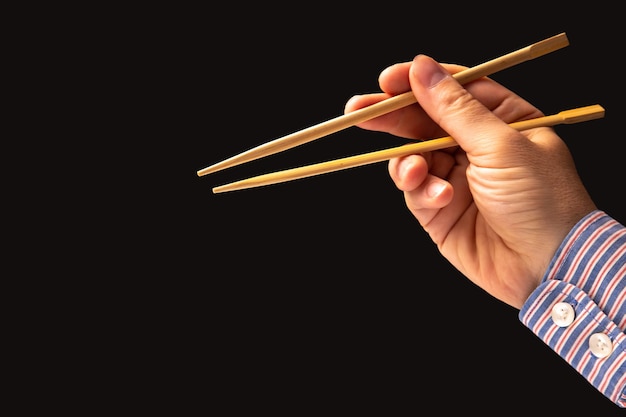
[197,162,225,177]
[197,167,212,177]
[212,184,232,194]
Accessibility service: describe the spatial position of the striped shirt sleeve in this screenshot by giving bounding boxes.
[519,210,626,408]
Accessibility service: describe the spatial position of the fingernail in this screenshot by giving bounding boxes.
[413,54,448,88]
[427,180,446,198]
[399,157,414,178]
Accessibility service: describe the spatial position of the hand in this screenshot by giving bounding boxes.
[344,55,597,308]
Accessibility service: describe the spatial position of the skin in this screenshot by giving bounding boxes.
[344,55,597,309]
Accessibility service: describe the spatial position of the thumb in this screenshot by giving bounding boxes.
[408,54,527,161]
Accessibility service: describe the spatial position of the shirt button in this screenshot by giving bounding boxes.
[551,302,575,327]
[589,333,613,358]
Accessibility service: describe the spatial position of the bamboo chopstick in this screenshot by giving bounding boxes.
[198,32,569,177]
[212,104,605,193]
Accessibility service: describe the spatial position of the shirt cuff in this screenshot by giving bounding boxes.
[520,280,625,407]
[519,210,626,407]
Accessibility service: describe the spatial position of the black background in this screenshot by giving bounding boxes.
[98,5,625,415]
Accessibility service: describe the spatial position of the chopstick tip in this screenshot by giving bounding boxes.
[197,156,241,176]
[213,180,251,193]
[212,185,228,194]
[197,164,222,177]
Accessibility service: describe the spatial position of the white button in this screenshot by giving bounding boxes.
[589,333,613,358]
[551,302,575,327]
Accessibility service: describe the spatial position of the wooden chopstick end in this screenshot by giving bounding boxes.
[560,104,605,124]
[528,32,569,59]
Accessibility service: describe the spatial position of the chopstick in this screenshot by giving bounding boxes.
[211,104,605,193]
[198,32,569,177]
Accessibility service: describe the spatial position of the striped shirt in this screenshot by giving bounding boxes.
[519,210,625,408]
